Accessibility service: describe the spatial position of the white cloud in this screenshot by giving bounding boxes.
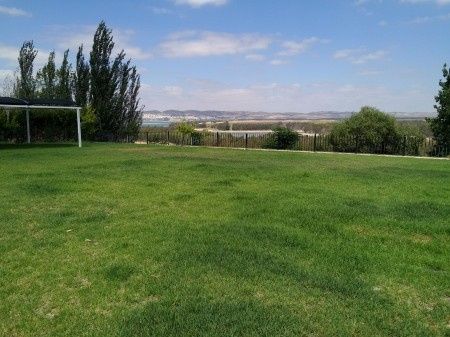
[174,0,228,8]
[270,59,287,66]
[334,48,388,64]
[47,25,152,60]
[0,5,31,17]
[358,69,382,76]
[0,45,20,62]
[245,54,266,61]
[163,85,184,96]
[408,12,450,23]
[159,31,271,58]
[400,0,450,5]
[150,7,173,15]
[0,44,49,67]
[277,37,327,57]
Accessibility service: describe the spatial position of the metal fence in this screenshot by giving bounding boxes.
[139,131,449,157]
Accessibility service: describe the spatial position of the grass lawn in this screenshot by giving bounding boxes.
[0,143,449,336]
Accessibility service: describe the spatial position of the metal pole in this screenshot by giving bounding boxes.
[76,108,82,148]
[313,133,317,152]
[26,109,30,144]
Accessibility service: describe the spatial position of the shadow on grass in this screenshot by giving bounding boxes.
[117,218,434,336]
[119,296,304,337]
[0,142,78,150]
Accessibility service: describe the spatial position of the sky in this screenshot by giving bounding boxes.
[0,0,449,113]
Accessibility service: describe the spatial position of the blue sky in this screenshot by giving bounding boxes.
[0,0,449,113]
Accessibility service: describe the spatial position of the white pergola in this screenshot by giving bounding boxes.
[0,98,82,147]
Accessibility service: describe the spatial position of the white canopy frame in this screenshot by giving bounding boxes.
[0,104,82,148]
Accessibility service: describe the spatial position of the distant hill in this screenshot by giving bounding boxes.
[143,110,434,122]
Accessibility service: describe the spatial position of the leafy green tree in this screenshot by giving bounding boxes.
[36,51,56,99]
[427,64,450,151]
[123,66,142,138]
[81,104,97,139]
[74,46,90,107]
[89,21,142,140]
[16,41,37,99]
[56,50,72,100]
[330,106,401,154]
[89,21,118,139]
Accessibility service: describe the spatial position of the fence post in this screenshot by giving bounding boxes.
[216,132,219,147]
[313,134,317,152]
[245,133,248,149]
[146,132,149,144]
[403,135,407,156]
[167,130,170,144]
[355,136,359,154]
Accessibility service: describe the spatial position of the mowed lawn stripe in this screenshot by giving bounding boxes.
[0,143,449,336]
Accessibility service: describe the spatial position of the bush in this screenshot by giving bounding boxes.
[263,127,299,150]
[81,104,97,140]
[191,131,204,146]
[330,106,402,154]
[0,109,21,142]
[176,121,195,135]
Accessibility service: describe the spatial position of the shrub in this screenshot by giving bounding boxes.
[330,106,401,154]
[263,127,299,150]
[81,104,97,140]
[176,121,196,135]
[0,109,21,142]
[191,131,204,146]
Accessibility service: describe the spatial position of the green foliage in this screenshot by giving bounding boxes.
[16,41,37,99]
[81,104,97,139]
[56,50,72,100]
[89,21,142,140]
[190,131,203,145]
[4,22,143,143]
[176,121,196,135]
[36,51,56,99]
[263,126,299,149]
[427,64,450,151]
[0,109,21,141]
[330,106,401,154]
[74,45,90,107]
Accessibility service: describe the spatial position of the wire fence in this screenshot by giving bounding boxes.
[139,131,449,157]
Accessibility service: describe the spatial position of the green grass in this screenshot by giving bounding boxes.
[0,143,449,337]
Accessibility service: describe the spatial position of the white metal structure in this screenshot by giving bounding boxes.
[0,104,82,147]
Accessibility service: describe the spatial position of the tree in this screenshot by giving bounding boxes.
[89,21,142,140]
[427,64,450,151]
[36,51,56,99]
[16,41,37,99]
[89,21,117,139]
[74,45,90,107]
[56,49,72,100]
[330,106,401,154]
[263,127,299,150]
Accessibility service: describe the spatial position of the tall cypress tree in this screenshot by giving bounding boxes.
[16,41,37,99]
[90,21,116,139]
[56,50,72,100]
[126,66,143,137]
[89,21,142,140]
[74,45,90,107]
[427,64,450,151]
[36,51,56,99]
